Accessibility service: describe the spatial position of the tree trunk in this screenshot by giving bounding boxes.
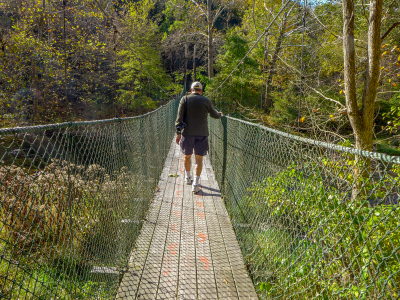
[184,43,188,90]
[193,44,197,82]
[264,14,287,113]
[264,73,274,113]
[342,0,383,199]
[343,0,382,151]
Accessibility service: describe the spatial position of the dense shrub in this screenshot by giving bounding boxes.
[0,161,136,299]
[245,160,400,299]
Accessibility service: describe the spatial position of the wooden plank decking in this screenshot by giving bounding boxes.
[116,140,257,299]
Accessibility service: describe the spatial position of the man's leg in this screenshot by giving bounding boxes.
[194,155,203,176]
[192,155,203,193]
[184,155,192,175]
[180,135,194,184]
[193,154,203,190]
[192,136,207,193]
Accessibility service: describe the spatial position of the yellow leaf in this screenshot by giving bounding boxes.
[380,66,385,70]
[389,79,392,83]
[394,83,398,87]
[299,117,305,123]
[329,114,334,118]
[339,90,343,94]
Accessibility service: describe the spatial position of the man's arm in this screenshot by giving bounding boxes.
[175,97,186,144]
[208,101,222,119]
[175,97,186,128]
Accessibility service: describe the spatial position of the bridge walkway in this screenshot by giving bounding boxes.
[116,140,257,299]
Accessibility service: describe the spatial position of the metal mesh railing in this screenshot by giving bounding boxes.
[2,93,399,299]
[209,116,400,299]
[0,99,179,299]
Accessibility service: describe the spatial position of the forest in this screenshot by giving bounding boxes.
[0,0,399,150]
[0,1,400,299]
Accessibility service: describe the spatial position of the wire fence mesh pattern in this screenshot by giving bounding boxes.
[0,99,178,299]
[209,116,400,300]
[1,95,399,299]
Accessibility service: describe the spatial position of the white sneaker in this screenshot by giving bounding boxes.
[185,177,192,185]
[192,184,200,193]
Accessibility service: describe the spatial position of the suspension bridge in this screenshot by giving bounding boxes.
[1,0,399,298]
[0,95,399,299]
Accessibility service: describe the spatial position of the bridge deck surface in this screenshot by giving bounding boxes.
[116,140,257,299]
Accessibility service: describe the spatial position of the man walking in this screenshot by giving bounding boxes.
[175,82,222,193]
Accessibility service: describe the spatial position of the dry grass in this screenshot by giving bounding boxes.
[0,161,133,259]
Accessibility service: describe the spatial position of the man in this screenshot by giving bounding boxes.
[175,82,222,193]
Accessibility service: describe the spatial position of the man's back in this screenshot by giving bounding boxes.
[176,93,221,136]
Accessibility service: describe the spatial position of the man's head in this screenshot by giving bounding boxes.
[190,82,203,94]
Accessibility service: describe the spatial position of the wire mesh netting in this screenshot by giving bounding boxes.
[0,99,179,299]
[209,116,400,299]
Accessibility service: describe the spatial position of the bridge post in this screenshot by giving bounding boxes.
[221,116,228,193]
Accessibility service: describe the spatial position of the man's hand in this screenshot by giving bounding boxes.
[220,111,223,116]
[176,134,182,145]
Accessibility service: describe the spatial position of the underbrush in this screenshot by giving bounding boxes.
[242,159,400,299]
[0,161,138,299]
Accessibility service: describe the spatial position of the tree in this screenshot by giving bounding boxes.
[164,0,242,78]
[342,0,383,152]
[117,0,179,110]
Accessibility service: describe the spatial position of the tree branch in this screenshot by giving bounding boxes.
[381,21,400,40]
[212,6,225,25]
[304,83,345,108]
[361,0,370,24]
[168,1,183,9]
[276,55,345,108]
[252,0,258,35]
[263,3,280,28]
[189,0,206,15]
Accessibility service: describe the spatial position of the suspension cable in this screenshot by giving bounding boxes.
[208,0,292,97]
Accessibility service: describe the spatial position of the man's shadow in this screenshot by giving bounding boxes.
[197,185,221,197]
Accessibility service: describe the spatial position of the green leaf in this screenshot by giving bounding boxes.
[260,282,272,292]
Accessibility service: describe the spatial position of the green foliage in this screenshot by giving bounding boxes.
[382,94,400,134]
[246,160,400,299]
[207,30,262,111]
[117,0,179,110]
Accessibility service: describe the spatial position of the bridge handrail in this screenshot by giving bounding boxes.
[0,100,175,135]
[225,115,400,164]
[208,114,400,299]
